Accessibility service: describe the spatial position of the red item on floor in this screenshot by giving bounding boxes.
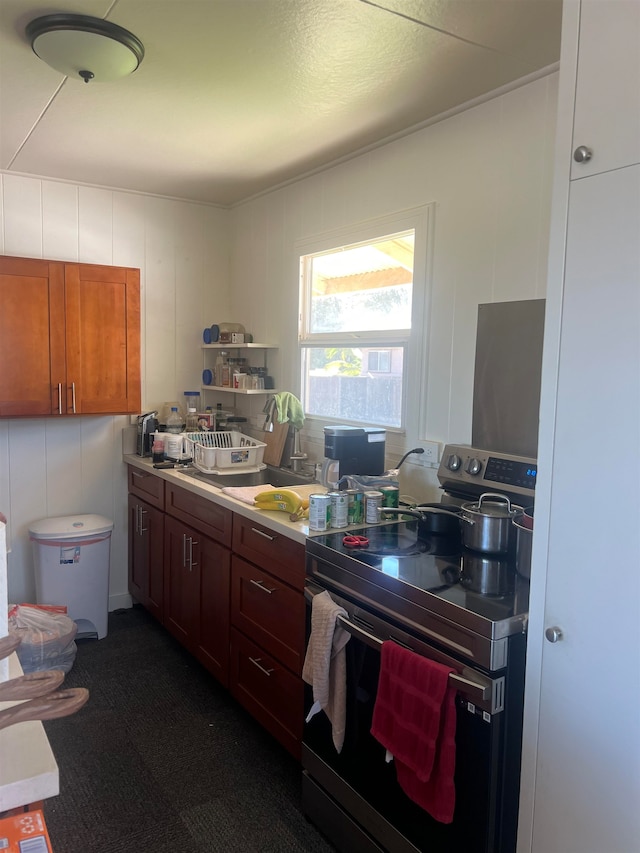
[0,808,53,851]
[370,640,457,823]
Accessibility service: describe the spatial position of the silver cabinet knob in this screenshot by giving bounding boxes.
[573,145,593,163]
[545,626,563,643]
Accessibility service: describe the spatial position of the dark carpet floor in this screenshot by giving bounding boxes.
[42,605,336,853]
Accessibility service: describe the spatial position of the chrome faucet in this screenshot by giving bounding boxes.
[289,428,308,473]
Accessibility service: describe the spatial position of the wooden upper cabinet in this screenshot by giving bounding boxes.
[64,263,140,414]
[0,255,140,417]
[0,256,65,416]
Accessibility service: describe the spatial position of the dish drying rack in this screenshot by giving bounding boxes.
[184,431,267,475]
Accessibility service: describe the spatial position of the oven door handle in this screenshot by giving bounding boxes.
[335,613,491,704]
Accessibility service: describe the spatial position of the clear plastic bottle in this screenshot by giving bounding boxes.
[166,407,182,434]
[215,351,230,387]
[183,391,201,431]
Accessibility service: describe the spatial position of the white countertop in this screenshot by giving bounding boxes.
[124,454,332,544]
[0,654,59,812]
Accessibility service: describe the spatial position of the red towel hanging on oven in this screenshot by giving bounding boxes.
[370,640,457,823]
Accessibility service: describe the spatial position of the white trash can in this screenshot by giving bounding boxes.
[29,514,113,639]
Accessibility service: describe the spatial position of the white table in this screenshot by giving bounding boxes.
[0,654,59,813]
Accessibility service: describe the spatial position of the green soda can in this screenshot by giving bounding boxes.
[345,489,365,525]
[379,484,400,519]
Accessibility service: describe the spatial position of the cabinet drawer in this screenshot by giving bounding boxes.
[231,556,305,674]
[230,627,303,760]
[166,483,232,547]
[232,514,305,590]
[128,466,165,509]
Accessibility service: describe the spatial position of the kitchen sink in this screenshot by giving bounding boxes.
[180,464,317,490]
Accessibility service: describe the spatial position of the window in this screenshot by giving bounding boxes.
[299,227,416,429]
[367,350,391,373]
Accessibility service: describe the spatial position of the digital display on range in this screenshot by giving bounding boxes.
[484,457,537,489]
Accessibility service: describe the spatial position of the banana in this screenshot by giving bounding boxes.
[255,488,303,513]
[255,489,302,513]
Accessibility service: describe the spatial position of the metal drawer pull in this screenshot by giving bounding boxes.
[249,578,276,594]
[189,538,198,571]
[250,527,276,541]
[249,656,275,676]
[335,614,490,703]
[57,383,62,414]
[71,382,76,414]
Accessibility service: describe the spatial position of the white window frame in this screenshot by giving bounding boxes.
[296,204,433,436]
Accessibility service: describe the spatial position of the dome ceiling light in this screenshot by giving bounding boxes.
[26,14,144,83]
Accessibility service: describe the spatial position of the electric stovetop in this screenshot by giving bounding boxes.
[306,521,530,653]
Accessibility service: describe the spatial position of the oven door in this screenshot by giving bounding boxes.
[302,583,525,853]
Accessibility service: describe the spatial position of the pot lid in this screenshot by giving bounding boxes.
[462,492,514,517]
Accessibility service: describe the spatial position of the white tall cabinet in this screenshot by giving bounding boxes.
[519,2,640,852]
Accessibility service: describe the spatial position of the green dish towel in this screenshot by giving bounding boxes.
[274,392,305,430]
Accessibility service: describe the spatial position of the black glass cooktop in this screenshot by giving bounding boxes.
[306,522,530,641]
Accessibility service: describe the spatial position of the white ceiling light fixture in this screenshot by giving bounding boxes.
[26,14,144,83]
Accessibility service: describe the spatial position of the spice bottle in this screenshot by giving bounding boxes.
[152,435,165,463]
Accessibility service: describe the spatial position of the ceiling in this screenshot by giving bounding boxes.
[0,1,562,207]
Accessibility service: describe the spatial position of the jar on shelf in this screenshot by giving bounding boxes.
[214,351,230,387]
[228,357,247,389]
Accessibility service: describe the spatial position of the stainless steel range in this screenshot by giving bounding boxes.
[302,451,534,852]
[437,443,538,508]
[301,300,542,853]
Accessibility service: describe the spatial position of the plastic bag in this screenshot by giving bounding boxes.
[7,604,78,674]
[338,473,400,491]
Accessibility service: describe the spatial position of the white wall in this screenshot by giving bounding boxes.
[0,176,230,608]
[229,72,559,499]
[0,69,558,611]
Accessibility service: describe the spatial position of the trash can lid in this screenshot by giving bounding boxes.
[29,514,114,539]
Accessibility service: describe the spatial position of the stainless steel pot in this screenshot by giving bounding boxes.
[512,516,532,578]
[460,492,516,554]
[460,551,512,595]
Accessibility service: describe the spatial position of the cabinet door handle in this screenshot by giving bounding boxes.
[57,383,62,415]
[249,578,276,594]
[189,538,198,571]
[139,507,148,535]
[250,527,276,541]
[71,382,77,414]
[573,145,593,163]
[249,657,275,676]
[182,533,188,568]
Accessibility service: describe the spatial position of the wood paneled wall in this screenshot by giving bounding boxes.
[229,73,558,496]
[0,181,230,606]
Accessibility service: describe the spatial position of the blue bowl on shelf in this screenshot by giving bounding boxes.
[202,369,213,385]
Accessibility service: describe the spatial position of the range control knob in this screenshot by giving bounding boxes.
[466,458,483,476]
[447,454,461,471]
